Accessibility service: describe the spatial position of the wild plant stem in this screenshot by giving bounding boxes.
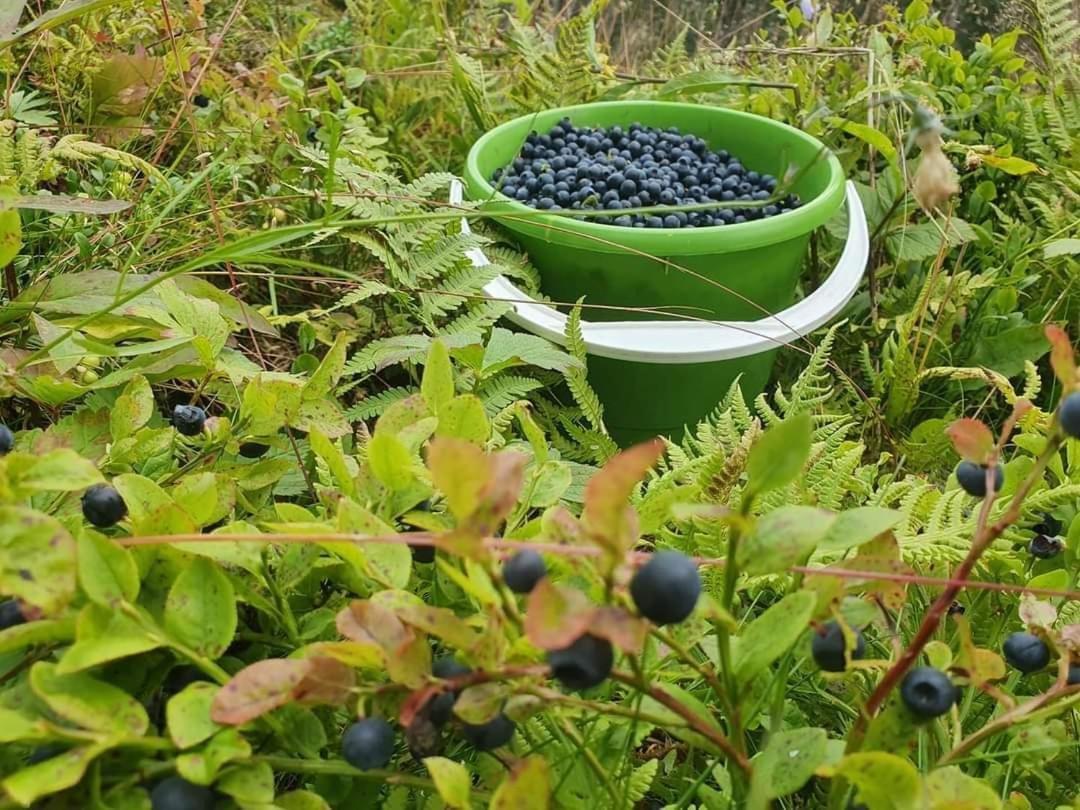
[609,669,752,777]
[255,755,474,795]
[849,416,1059,747]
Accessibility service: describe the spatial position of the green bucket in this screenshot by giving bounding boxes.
[461,101,857,444]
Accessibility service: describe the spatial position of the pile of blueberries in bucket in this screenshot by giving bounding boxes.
[491,118,802,229]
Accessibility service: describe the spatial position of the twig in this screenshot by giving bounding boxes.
[114,532,1080,601]
[610,669,752,776]
[851,403,1057,740]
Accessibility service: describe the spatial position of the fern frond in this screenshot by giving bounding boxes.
[346,386,420,421]
[564,303,608,439]
[476,374,544,415]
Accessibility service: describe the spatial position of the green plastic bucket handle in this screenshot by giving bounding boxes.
[451,180,868,363]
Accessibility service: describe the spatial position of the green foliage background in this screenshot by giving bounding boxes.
[0,0,1078,808]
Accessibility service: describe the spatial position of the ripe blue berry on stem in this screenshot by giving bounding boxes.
[548,634,613,690]
[1058,391,1080,438]
[410,543,435,564]
[630,551,701,626]
[811,621,866,672]
[171,405,207,437]
[342,717,395,771]
[81,484,128,528]
[955,460,1003,497]
[1068,662,1080,686]
[428,657,471,727]
[502,549,546,594]
[0,424,13,455]
[1028,534,1063,559]
[150,776,216,810]
[1003,632,1050,673]
[461,712,515,750]
[0,600,25,630]
[900,666,957,720]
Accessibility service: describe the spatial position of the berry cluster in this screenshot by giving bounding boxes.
[491,119,801,228]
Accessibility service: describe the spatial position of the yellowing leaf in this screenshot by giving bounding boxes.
[490,756,550,810]
[424,757,471,809]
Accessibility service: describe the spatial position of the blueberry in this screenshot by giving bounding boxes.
[0,424,12,455]
[428,658,471,726]
[192,94,210,108]
[548,634,613,690]
[164,665,208,694]
[1028,534,1063,559]
[811,621,866,672]
[410,543,436,564]
[955,460,1003,497]
[461,712,515,750]
[900,667,957,720]
[1003,632,1051,673]
[238,442,270,459]
[171,405,207,437]
[305,126,318,144]
[343,718,395,770]
[1033,515,1063,536]
[630,551,701,625]
[1068,662,1080,686]
[1059,392,1080,438]
[0,600,25,631]
[502,550,546,594]
[947,601,965,616]
[150,776,216,810]
[662,214,680,228]
[81,484,127,528]
[645,216,663,228]
[613,215,632,227]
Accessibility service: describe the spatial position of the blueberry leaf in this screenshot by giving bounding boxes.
[738,506,835,575]
[745,414,812,498]
[164,557,237,659]
[167,682,222,749]
[733,590,817,687]
[490,755,551,810]
[830,752,920,810]
[748,727,827,804]
[423,757,472,809]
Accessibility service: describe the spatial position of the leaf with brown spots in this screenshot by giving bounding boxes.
[838,533,911,611]
[0,507,76,615]
[211,659,311,725]
[524,579,594,651]
[590,606,647,654]
[335,600,430,687]
[292,656,355,706]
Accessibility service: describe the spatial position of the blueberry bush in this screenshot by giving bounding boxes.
[0,1,1079,808]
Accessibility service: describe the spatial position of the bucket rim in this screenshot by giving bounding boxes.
[453,180,869,364]
[463,100,846,255]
